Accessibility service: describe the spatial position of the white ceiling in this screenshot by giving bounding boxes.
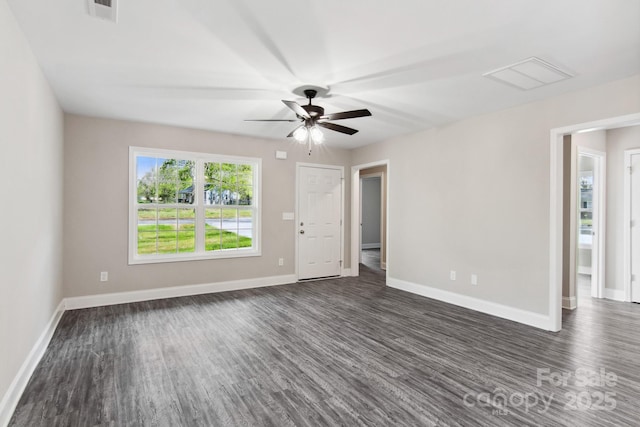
[7,0,640,148]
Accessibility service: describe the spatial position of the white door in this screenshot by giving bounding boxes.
[631,153,640,302]
[298,166,342,280]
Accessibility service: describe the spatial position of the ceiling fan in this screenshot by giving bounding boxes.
[246,88,372,151]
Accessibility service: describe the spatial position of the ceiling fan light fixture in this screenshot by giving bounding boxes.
[310,126,324,144]
[293,126,308,142]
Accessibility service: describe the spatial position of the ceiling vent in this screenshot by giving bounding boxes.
[483,57,573,90]
[87,0,118,23]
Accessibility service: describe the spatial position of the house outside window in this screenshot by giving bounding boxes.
[129,147,261,264]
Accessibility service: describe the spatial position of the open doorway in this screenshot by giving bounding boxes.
[576,149,606,305]
[351,160,389,279]
[562,134,606,310]
[551,113,640,331]
[360,171,385,271]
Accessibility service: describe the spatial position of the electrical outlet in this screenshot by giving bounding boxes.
[450,270,456,281]
[471,274,478,285]
[100,271,108,282]
[278,258,284,266]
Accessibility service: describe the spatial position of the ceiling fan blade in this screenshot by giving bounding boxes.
[317,122,359,135]
[245,119,299,122]
[287,125,304,138]
[282,100,310,119]
[320,109,372,121]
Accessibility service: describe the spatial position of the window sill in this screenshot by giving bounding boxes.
[128,249,261,265]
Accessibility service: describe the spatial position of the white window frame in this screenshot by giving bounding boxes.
[128,146,261,264]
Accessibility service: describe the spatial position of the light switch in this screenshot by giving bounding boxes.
[282,212,295,220]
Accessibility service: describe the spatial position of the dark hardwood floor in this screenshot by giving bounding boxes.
[9,267,640,426]
[360,249,382,271]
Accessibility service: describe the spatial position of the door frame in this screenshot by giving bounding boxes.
[295,162,345,281]
[359,172,384,265]
[550,112,640,331]
[576,147,606,300]
[624,148,640,301]
[351,160,390,278]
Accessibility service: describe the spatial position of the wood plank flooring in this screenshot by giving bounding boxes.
[9,266,640,426]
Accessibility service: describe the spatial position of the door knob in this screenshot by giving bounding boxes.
[300,230,305,234]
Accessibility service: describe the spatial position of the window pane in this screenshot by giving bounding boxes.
[205,162,221,185]
[205,226,221,251]
[221,163,238,205]
[238,164,253,205]
[178,210,195,253]
[158,208,178,223]
[238,210,252,229]
[203,183,220,205]
[157,181,178,204]
[205,208,221,229]
[138,208,157,227]
[137,179,156,204]
[221,209,238,239]
[238,231,253,248]
[220,228,239,250]
[157,229,178,254]
[178,209,195,230]
[137,231,157,255]
[178,183,195,204]
[178,231,195,253]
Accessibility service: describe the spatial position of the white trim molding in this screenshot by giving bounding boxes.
[65,274,297,310]
[562,296,577,310]
[388,277,554,331]
[0,301,66,427]
[604,288,626,302]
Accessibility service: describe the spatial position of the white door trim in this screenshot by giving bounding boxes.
[295,162,345,281]
[624,148,640,302]
[351,160,390,279]
[577,147,606,300]
[550,112,640,331]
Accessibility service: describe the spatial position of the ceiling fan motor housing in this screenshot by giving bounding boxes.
[302,104,324,119]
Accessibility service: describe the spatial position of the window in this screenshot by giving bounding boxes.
[129,147,260,264]
[579,170,593,245]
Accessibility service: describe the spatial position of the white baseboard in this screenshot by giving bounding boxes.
[65,274,297,310]
[0,300,65,427]
[381,262,387,271]
[562,296,577,310]
[361,243,381,249]
[604,288,625,302]
[387,277,553,331]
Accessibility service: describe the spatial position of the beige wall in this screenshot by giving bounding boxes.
[605,125,640,291]
[361,178,381,245]
[351,75,640,315]
[0,0,64,411]
[574,130,608,152]
[63,115,352,297]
